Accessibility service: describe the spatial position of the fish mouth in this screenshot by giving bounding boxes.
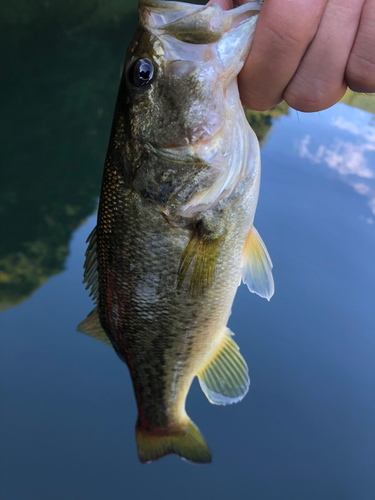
[150,1,261,87]
[144,1,261,151]
[140,0,261,44]
[155,118,225,150]
[145,141,211,169]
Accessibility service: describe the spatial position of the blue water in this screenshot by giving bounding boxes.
[1,2,374,498]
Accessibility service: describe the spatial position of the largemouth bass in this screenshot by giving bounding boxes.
[78,0,274,464]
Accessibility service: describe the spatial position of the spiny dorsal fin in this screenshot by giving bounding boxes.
[177,228,223,298]
[242,226,274,301]
[197,329,249,405]
[77,306,112,348]
[83,226,99,303]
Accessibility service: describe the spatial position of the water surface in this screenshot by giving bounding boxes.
[1,2,374,499]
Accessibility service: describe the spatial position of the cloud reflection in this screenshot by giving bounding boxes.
[299,111,375,220]
[299,135,374,178]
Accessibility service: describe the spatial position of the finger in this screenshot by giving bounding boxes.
[284,0,364,112]
[237,0,327,111]
[346,0,375,93]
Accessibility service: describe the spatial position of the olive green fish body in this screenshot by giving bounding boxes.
[79,0,274,464]
[97,146,259,430]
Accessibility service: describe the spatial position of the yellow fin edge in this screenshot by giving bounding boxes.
[135,419,212,464]
[242,225,274,301]
[197,328,250,405]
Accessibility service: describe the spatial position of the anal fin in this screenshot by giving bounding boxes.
[77,307,112,348]
[197,329,249,405]
[242,225,274,301]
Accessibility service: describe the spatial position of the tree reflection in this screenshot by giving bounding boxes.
[0,0,288,310]
[245,102,289,144]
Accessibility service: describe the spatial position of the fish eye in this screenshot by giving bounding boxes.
[132,58,154,87]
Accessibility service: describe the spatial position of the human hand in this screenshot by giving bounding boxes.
[210,0,375,112]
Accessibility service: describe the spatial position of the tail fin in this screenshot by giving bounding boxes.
[135,418,212,464]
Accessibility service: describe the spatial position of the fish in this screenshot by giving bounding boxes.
[78,0,274,464]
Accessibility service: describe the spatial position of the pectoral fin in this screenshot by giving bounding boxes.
[77,307,112,348]
[242,226,274,301]
[197,329,249,405]
[177,228,223,298]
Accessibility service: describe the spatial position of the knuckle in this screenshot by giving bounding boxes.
[263,23,304,54]
[284,91,325,112]
[346,13,375,92]
[329,0,362,20]
[245,101,276,112]
[238,77,282,112]
[240,89,280,112]
[284,71,344,112]
[346,52,375,93]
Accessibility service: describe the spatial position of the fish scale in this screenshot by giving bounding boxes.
[96,159,253,432]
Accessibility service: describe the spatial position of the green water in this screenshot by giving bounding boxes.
[1,1,374,498]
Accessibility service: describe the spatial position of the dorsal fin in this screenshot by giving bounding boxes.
[197,329,249,405]
[77,307,112,348]
[83,226,99,303]
[242,226,274,301]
